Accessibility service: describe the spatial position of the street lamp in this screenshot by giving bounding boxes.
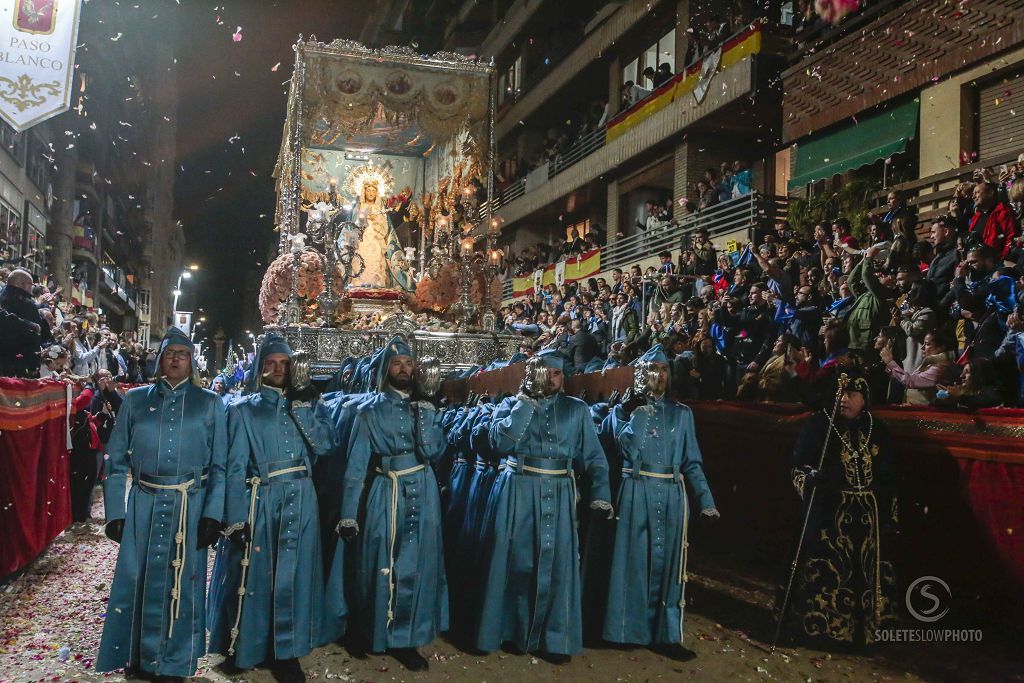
[172,268,195,316]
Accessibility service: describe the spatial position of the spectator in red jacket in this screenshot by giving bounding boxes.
[970,182,1018,263]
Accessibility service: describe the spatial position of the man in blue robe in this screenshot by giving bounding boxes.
[336,336,448,671]
[476,349,612,664]
[207,335,338,677]
[603,344,719,660]
[96,327,227,681]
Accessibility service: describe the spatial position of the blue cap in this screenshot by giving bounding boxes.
[635,343,669,365]
[375,335,414,391]
[248,333,292,392]
[536,348,565,371]
[154,326,195,380]
[602,357,622,371]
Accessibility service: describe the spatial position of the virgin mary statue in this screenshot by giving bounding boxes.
[345,176,414,291]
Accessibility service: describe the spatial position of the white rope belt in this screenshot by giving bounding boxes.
[140,474,207,640]
[521,465,569,476]
[375,463,426,626]
[228,463,308,655]
[678,477,690,643]
[622,468,677,480]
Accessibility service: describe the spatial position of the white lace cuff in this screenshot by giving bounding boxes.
[336,519,359,534]
[515,392,539,407]
[413,400,436,414]
[700,508,720,519]
[222,522,245,537]
[590,500,614,518]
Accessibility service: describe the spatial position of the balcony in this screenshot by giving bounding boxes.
[489,127,607,214]
[868,148,1024,229]
[502,192,787,300]
[100,263,137,313]
[491,29,766,227]
[494,0,656,140]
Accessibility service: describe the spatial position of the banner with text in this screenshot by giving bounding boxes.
[0,0,82,131]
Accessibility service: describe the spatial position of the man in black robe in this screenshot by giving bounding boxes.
[776,375,899,649]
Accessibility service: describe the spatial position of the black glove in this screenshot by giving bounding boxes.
[621,388,645,416]
[804,468,825,492]
[589,503,614,523]
[104,519,124,543]
[229,523,251,549]
[698,508,720,528]
[336,521,359,539]
[196,517,223,549]
[287,383,321,404]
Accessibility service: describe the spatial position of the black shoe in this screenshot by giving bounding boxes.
[267,657,304,682]
[388,647,429,671]
[652,642,697,661]
[342,634,369,659]
[535,651,572,665]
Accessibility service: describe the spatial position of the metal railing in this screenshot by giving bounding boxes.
[485,127,608,217]
[501,192,787,299]
[548,127,607,176]
[869,148,1024,225]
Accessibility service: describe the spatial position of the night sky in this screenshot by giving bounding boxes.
[172,1,372,342]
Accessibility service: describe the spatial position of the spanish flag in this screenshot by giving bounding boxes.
[606,22,763,143]
[511,248,601,297]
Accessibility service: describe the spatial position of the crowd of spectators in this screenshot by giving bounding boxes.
[497,168,1024,410]
[502,160,754,279]
[0,266,154,383]
[0,265,159,527]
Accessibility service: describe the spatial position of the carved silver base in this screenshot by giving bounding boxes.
[265,316,520,373]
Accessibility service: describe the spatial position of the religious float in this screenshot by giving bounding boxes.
[258,38,518,372]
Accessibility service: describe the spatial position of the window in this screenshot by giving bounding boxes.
[499,55,522,105]
[565,219,590,239]
[27,134,50,191]
[137,287,151,319]
[622,58,638,86]
[630,28,678,90]
[498,55,521,104]
[0,121,24,164]
[658,28,676,72]
[25,205,45,278]
[641,29,676,76]
[0,199,23,261]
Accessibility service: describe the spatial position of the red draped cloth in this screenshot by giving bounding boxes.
[447,365,1024,624]
[0,378,72,577]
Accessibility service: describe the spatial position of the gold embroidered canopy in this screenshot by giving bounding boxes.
[274,38,496,253]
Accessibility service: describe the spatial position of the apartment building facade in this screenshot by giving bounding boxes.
[364,1,1019,298]
[0,2,183,345]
